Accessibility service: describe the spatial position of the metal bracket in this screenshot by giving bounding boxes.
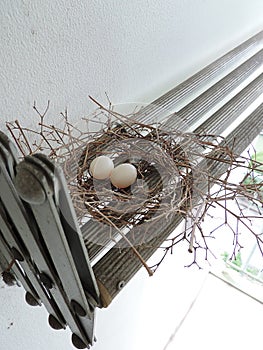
[0,131,99,349]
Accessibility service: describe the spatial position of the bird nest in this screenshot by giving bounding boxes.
[5,99,263,271]
[72,123,193,228]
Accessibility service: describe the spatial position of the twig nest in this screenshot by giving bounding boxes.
[89,155,114,180]
[110,163,137,189]
[75,124,192,229]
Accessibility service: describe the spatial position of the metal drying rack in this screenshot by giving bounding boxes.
[0,30,263,349]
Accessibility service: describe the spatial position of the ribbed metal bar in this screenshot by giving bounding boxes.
[226,104,263,153]
[135,30,263,123]
[93,103,263,302]
[83,73,263,262]
[194,73,263,137]
[88,90,262,261]
[164,50,263,130]
[204,103,263,177]
[230,102,263,149]
[69,51,263,187]
[80,34,263,256]
[78,33,263,302]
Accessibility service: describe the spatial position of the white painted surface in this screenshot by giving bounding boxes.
[164,273,263,350]
[1,0,263,126]
[0,1,263,350]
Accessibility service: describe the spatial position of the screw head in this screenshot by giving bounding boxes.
[39,272,54,289]
[25,292,40,306]
[48,314,65,330]
[117,280,125,290]
[14,166,46,204]
[71,300,87,317]
[2,271,17,286]
[11,247,24,262]
[71,333,89,349]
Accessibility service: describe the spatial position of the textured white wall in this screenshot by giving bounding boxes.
[0,1,263,350]
[1,0,263,125]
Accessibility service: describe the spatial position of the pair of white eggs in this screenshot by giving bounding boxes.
[89,155,137,189]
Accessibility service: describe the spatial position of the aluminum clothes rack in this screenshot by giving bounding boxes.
[0,133,100,349]
[0,30,263,349]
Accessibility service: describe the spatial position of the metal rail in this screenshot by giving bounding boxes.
[135,30,263,122]
[93,103,263,301]
[82,48,263,263]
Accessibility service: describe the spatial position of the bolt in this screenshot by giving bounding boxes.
[117,280,125,290]
[25,292,40,306]
[39,272,54,290]
[71,300,87,317]
[71,333,89,349]
[2,271,17,286]
[11,247,24,262]
[14,165,46,204]
[48,314,65,330]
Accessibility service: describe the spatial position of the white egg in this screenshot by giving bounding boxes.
[110,163,137,188]
[89,156,114,180]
